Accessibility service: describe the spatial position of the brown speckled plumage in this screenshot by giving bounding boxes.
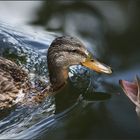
[0,57,47,109]
[0,58,22,109]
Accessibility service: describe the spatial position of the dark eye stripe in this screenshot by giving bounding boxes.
[69,49,87,57]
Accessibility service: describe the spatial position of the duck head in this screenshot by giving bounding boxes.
[119,76,140,117]
[47,36,112,92]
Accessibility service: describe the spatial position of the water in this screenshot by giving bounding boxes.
[0,1,140,139]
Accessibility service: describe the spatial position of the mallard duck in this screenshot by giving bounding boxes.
[0,36,112,110]
[119,76,140,117]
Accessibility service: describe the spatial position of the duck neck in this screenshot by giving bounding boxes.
[48,66,82,113]
[49,67,69,92]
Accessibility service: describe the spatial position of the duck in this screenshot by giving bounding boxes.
[0,36,112,111]
[119,76,140,118]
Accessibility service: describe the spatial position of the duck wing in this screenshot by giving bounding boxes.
[0,57,28,109]
[0,57,28,82]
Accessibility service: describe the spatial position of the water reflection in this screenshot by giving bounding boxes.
[0,0,140,139]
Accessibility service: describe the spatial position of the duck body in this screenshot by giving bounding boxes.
[0,57,47,109]
[0,36,112,111]
[0,57,27,109]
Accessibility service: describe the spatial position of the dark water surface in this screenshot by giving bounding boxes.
[0,1,140,139]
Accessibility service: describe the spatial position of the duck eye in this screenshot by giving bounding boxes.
[72,50,78,53]
[91,59,95,62]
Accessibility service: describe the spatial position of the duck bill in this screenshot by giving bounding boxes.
[81,59,112,74]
